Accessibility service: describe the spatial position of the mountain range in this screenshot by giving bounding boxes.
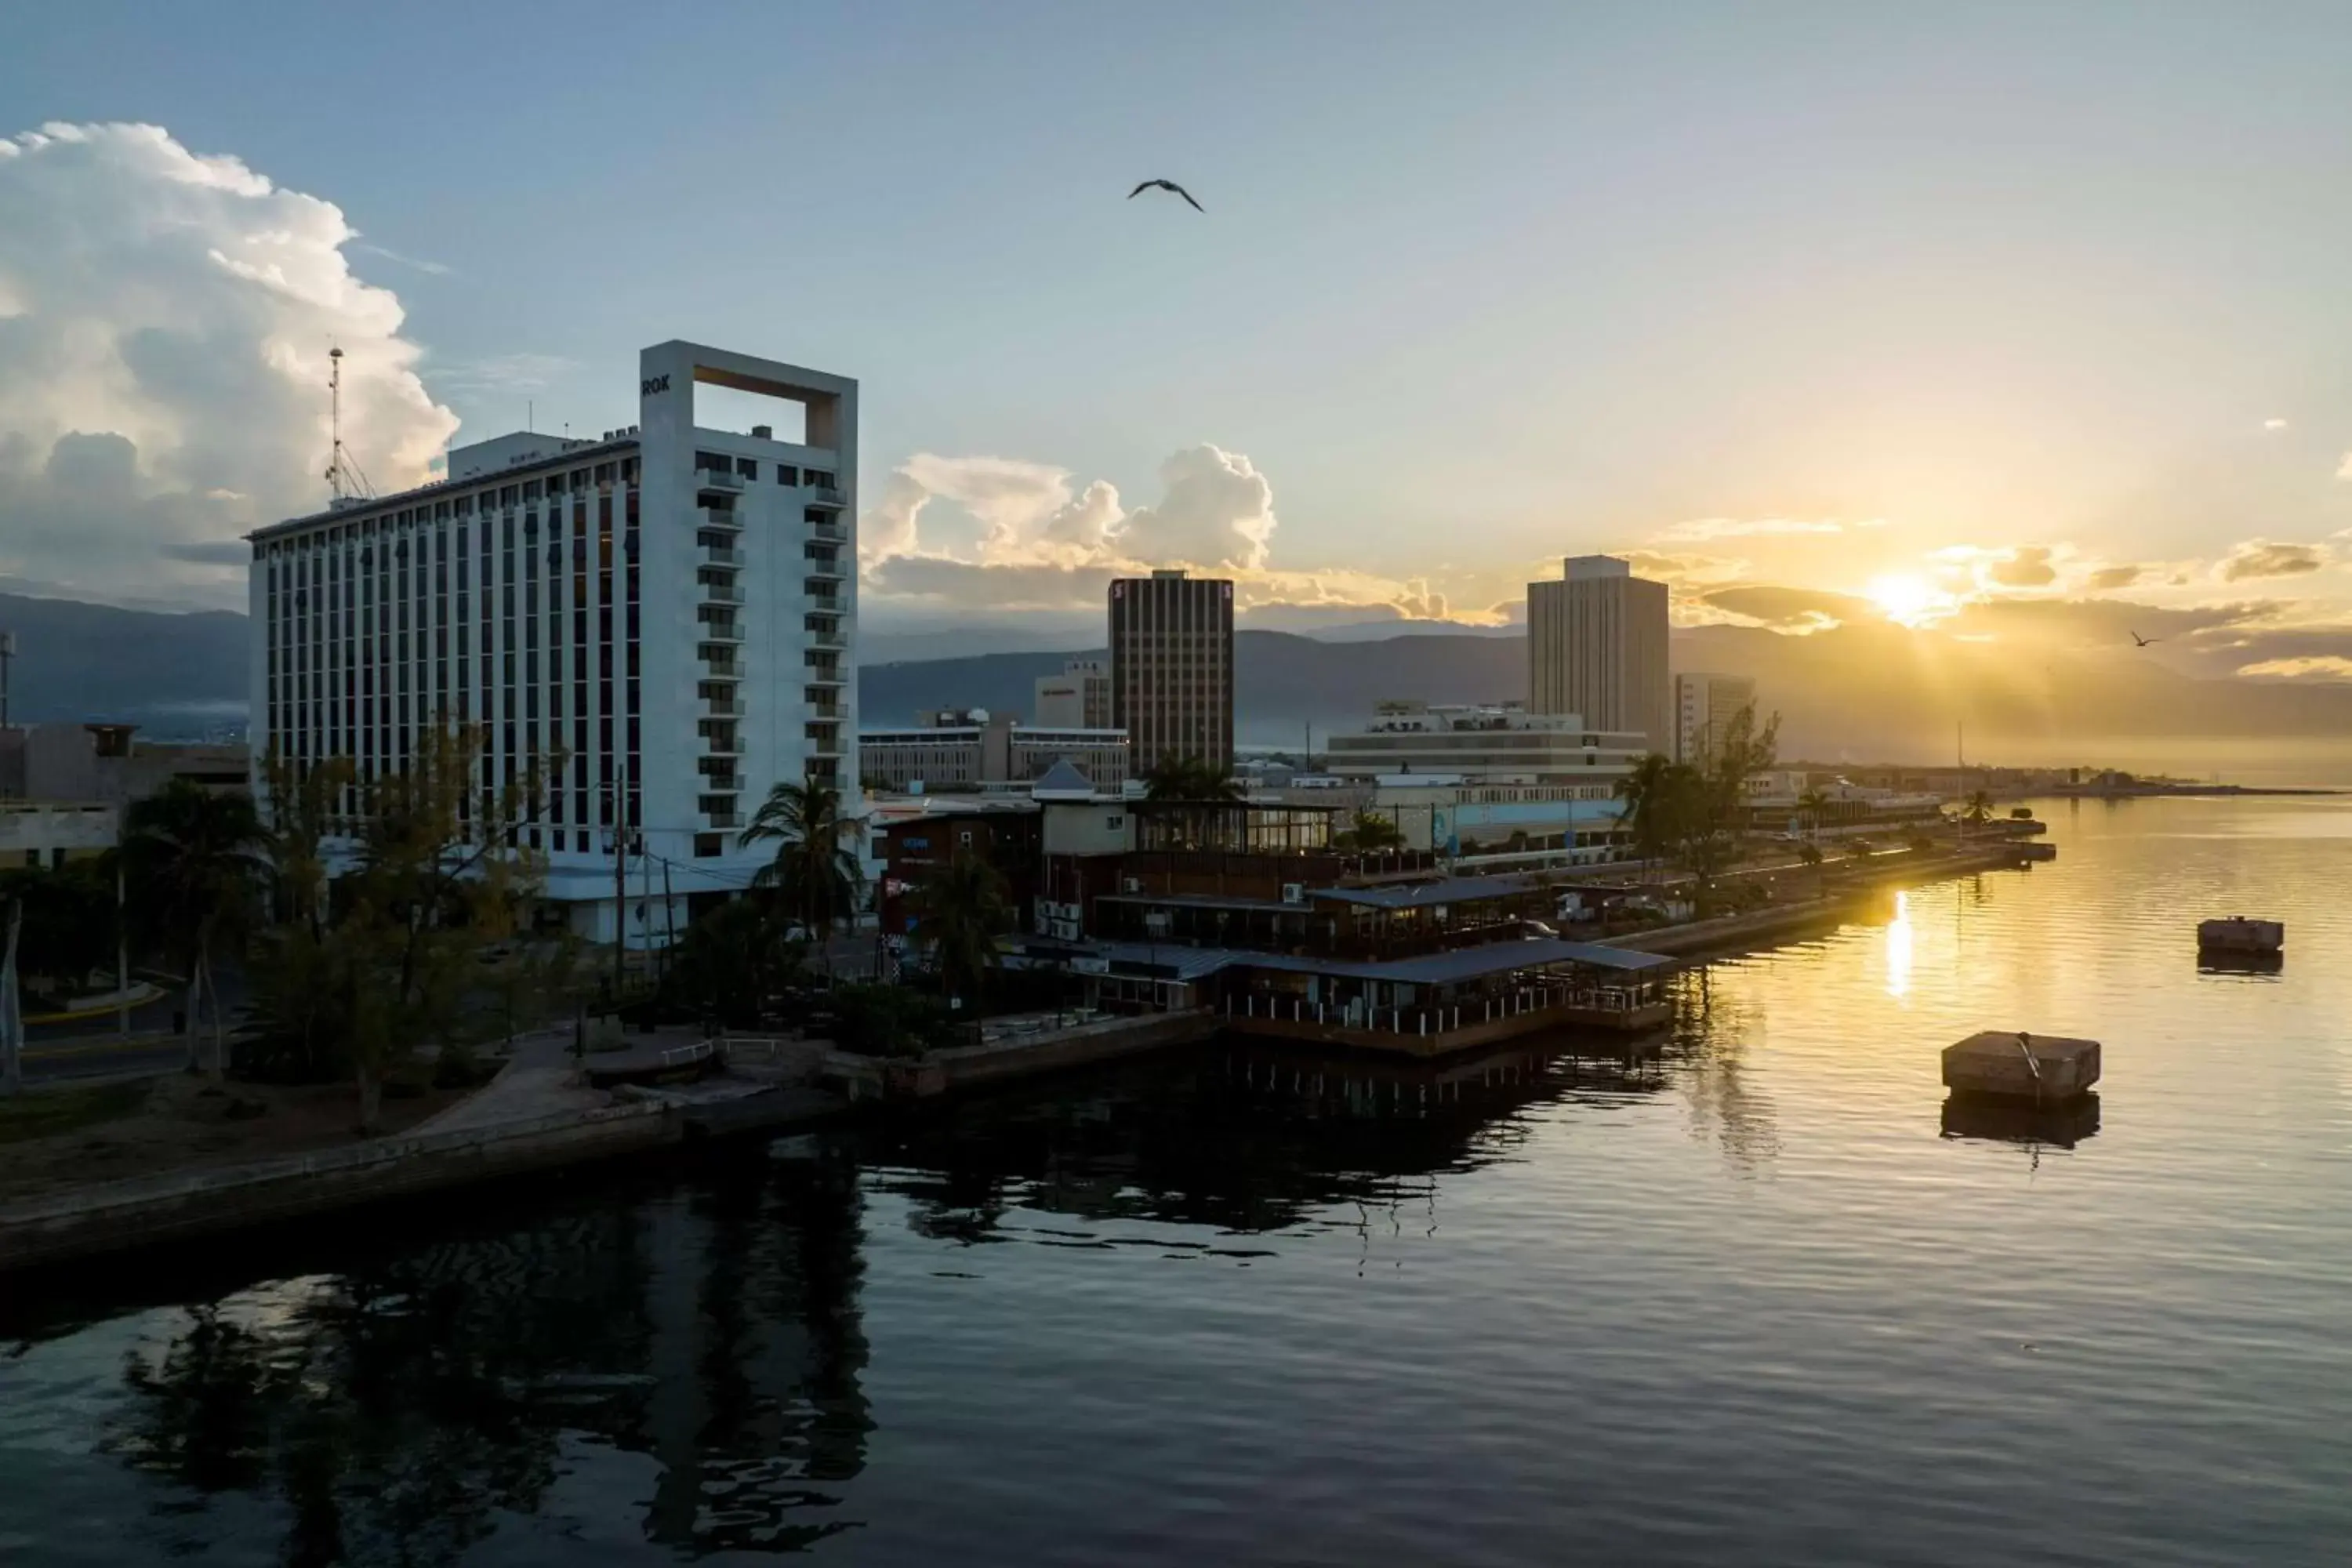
[8,590,2352,766]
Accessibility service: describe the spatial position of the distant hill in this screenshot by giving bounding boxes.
[0,592,248,734]
[859,622,2352,760]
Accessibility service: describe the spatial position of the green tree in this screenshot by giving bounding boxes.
[1675,703,1782,898]
[910,846,1011,1012]
[0,857,116,1003]
[1332,810,1406,853]
[245,725,548,1130]
[1141,756,1244,802]
[1613,753,1690,880]
[739,779,866,976]
[125,779,267,1083]
[662,898,809,1031]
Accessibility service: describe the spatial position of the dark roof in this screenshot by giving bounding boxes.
[1309,873,1541,910]
[1096,893,1306,913]
[1234,937,1675,983]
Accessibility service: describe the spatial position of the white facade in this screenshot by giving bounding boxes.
[1674,672,1758,766]
[859,716,1129,793]
[249,339,858,942]
[1323,702,1646,783]
[1034,657,1112,730]
[1526,554,1671,753]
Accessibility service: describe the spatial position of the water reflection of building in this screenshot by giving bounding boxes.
[867,1037,1671,1241]
[103,1152,873,1563]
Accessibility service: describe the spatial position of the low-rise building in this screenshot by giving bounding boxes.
[0,723,248,805]
[1323,702,1645,784]
[860,709,1130,793]
[0,800,118,869]
[1033,657,1112,730]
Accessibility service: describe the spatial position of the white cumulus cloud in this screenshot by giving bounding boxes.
[0,121,457,604]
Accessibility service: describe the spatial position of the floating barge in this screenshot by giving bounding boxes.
[1942,1031,2100,1104]
[2197,916,2284,956]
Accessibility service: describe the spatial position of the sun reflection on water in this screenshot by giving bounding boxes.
[1886,890,1913,998]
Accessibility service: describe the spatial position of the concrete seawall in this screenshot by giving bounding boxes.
[0,1092,811,1276]
[1624,841,2046,961]
[826,1009,1218,1100]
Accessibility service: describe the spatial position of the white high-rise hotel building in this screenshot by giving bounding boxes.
[248,341,857,942]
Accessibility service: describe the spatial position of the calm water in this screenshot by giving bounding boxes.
[5,795,2351,1566]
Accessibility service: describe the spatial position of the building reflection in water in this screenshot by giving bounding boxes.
[866,1036,1675,1248]
[102,1149,873,1564]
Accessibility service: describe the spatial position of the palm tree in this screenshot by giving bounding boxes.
[1142,755,1244,802]
[1796,785,1832,840]
[912,847,1012,1014]
[739,779,866,975]
[125,779,266,1083]
[1334,810,1406,853]
[1613,753,1683,880]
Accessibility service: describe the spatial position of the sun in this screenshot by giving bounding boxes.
[1867,573,1940,628]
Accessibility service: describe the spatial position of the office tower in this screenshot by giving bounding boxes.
[1674,672,1758,766]
[1526,554,1670,753]
[1109,569,1233,775]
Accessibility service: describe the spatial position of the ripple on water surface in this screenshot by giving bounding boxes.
[2,795,2350,1566]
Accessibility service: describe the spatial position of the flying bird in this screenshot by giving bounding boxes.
[2129,630,2162,648]
[1128,178,1204,212]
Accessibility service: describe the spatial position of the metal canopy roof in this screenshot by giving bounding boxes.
[1308,873,1542,910]
[1234,937,1675,984]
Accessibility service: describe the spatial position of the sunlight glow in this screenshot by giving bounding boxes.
[1867,574,1941,628]
[1885,890,1913,998]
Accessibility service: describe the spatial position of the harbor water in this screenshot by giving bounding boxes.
[3,793,2350,1565]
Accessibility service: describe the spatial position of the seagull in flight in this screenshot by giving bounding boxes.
[2129,630,2162,648]
[1128,178,1204,212]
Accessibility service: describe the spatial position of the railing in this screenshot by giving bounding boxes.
[808,487,847,509]
[1220,981,1657,1036]
[808,520,847,542]
[809,629,846,648]
[703,696,742,717]
[803,561,845,579]
[701,583,744,604]
[703,545,742,565]
[704,811,743,829]
[696,621,744,642]
[698,469,746,492]
[699,657,743,677]
[807,701,843,719]
[807,594,843,613]
[702,737,743,757]
[804,666,845,684]
[659,1038,717,1069]
[700,507,743,530]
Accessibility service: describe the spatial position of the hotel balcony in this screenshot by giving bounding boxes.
[803,563,845,586]
[703,694,742,717]
[702,735,743,759]
[808,519,848,543]
[803,664,847,687]
[698,648,744,677]
[699,506,743,532]
[806,592,843,613]
[697,467,746,492]
[807,486,847,510]
[701,583,745,604]
[695,619,744,643]
[702,810,742,830]
[808,627,846,650]
[806,699,844,720]
[703,543,742,565]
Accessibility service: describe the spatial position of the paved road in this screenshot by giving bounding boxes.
[19,1033,193,1086]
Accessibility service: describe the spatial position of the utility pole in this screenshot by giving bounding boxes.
[661,858,676,984]
[605,781,626,999]
[2,896,24,1096]
[116,855,129,1040]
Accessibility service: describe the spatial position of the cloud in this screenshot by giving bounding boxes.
[857,441,1443,623]
[161,538,251,565]
[2264,417,2288,431]
[431,351,575,395]
[1985,545,2058,588]
[1648,517,1865,543]
[2236,655,2352,681]
[2337,452,2352,481]
[1700,585,1878,632]
[2217,539,2327,582]
[0,121,457,604]
[1942,595,2271,648]
[1618,549,1749,587]
[2085,564,2145,590]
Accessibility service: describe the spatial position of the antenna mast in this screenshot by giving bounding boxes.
[325,346,375,503]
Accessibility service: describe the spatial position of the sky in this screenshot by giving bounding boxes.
[6,1,2352,681]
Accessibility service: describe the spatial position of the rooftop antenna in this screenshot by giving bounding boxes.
[325,345,375,503]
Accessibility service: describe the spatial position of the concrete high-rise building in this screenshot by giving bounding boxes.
[1033,657,1112,730]
[249,339,857,945]
[1674,673,1758,766]
[1526,555,1670,754]
[1109,569,1233,775]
